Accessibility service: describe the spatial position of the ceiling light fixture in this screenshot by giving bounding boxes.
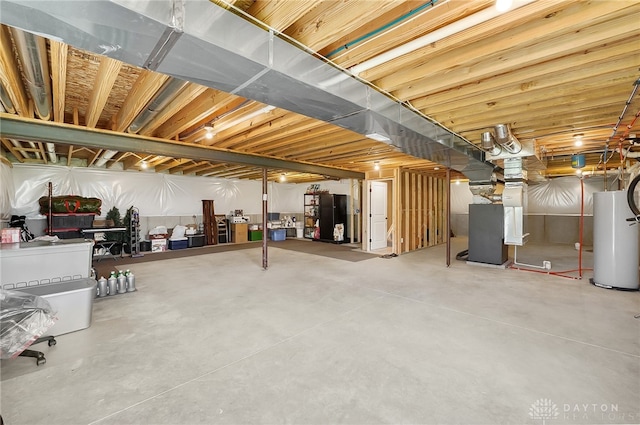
[280,173,286,182]
[366,133,391,143]
[204,124,214,140]
[374,161,380,171]
[434,167,440,170]
[574,133,583,147]
[140,160,148,169]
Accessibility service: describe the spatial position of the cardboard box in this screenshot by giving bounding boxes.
[1,228,21,243]
[151,239,167,252]
[149,233,169,240]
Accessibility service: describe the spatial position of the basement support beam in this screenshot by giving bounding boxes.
[0,115,365,180]
[262,167,268,270]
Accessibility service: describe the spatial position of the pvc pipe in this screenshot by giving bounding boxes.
[94,150,118,167]
[578,178,583,278]
[46,142,57,163]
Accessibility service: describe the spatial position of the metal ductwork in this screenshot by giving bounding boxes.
[9,27,58,163]
[493,124,522,155]
[480,131,501,156]
[9,27,51,121]
[127,77,189,133]
[0,0,494,180]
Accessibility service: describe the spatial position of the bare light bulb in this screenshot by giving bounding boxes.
[374,161,380,171]
[280,174,286,182]
[140,161,148,169]
[205,131,214,140]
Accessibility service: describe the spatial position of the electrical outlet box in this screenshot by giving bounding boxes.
[543,260,551,270]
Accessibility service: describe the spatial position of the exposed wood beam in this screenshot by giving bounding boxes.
[155,90,244,139]
[168,160,197,174]
[435,88,634,131]
[1,138,25,162]
[37,142,47,164]
[222,115,324,151]
[329,0,492,69]
[67,145,73,166]
[137,84,208,136]
[410,37,640,110]
[383,9,640,99]
[85,56,122,128]
[0,26,29,116]
[0,154,12,167]
[114,70,170,132]
[283,0,404,51]
[88,149,103,167]
[155,158,189,173]
[49,40,68,123]
[247,0,315,32]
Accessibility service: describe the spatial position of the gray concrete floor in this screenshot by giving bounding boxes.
[1,238,639,425]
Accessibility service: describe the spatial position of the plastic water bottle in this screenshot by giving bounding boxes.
[97,276,108,297]
[107,272,117,295]
[117,270,127,294]
[126,271,136,292]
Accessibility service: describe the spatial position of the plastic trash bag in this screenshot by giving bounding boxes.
[0,289,57,359]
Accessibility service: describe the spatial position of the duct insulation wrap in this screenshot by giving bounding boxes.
[592,191,639,290]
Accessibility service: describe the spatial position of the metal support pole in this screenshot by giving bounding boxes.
[446,168,451,267]
[262,168,268,270]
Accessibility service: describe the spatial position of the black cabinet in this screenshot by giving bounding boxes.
[318,193,347,243]
[468,204,508,265]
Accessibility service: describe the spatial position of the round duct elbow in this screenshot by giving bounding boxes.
[494,124,521,154]
[481,131,501,156]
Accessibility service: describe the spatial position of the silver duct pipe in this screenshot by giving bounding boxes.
[0,0,494,180]
[494,124,522,154]
[8,27,57,162]
[9,27,51,121]
[480,131,501,156]
[94,150,118,167]
[128,78,189,133]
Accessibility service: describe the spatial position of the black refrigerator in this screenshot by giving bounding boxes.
[318,193,348,243]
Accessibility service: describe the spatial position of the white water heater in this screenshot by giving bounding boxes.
[592,191,639,290]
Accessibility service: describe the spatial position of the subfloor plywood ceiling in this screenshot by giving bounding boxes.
[0,0,639,183]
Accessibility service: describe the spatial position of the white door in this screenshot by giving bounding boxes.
[370,181,388,250]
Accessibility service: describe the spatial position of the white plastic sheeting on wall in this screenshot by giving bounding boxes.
[8,164,354,219]
[528,177,591,215]
[450,181,473,214]
[0,161,15,220]
[451,176,611,216]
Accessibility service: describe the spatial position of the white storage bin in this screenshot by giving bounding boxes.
[20,278,97,336]
[0,239,93,290]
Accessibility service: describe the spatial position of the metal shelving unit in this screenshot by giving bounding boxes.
[304,193,319,239]
[128,206,143,258]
